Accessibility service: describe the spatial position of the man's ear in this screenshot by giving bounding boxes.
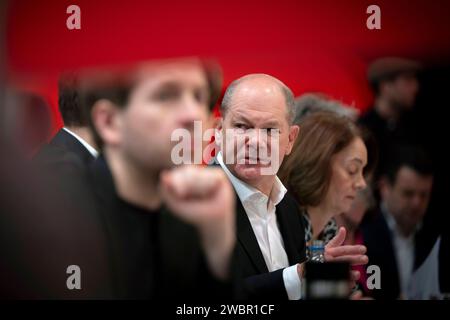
[91,99,123,147]
[208,115,221,129]
[203,113,220,131]
[214,117,224,145]
[285,124,300,155]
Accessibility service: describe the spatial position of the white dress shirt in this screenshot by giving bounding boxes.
[382,203,415,297]
[63,127,98,158]
[409,237,442,299]
[217,152,302,300]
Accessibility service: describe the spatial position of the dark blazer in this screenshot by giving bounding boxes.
[35,128,95,167]
[361,206,440,300]
[361,209,400,300]
[235,193,307,300]
[211,159,307,300]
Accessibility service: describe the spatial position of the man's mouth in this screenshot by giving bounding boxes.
[242,157,261,165]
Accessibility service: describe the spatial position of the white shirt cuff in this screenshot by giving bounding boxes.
[282,264,302,300]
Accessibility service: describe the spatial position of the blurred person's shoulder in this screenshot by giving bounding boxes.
[360,205,386,239]
[280,190,302,214]
[358,107,383,128]
[35,143,87,179]
[33,143,94,213]
[35,128,95,167]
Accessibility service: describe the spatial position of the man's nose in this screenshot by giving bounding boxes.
[180,95,204,128]
[245,129,269,150]
[244,129,258,145]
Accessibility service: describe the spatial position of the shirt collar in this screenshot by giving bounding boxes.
[63,127,99,158]
[381,202,420,240]
[216,151,287,208]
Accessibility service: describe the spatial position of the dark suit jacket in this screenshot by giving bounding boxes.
[211,159,307,300]
[35,128,95,167]
[361,207,440,300]
[235,193,307,300]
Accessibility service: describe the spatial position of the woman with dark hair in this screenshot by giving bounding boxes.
[279,112,371,247]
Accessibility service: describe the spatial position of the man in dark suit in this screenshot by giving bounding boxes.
[214,74,368,300]
[71,58,237,299]
[36,72,98,167]
[362,145,439,299]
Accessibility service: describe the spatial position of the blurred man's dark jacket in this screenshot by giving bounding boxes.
[35,128,95,167]
[2,147,234,299]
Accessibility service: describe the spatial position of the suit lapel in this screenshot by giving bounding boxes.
[212,157,292,273]
[275,198,302,265]
[371,212,401,296]
[235,196,269,274]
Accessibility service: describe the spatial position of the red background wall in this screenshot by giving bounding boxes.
[6,0,450,135]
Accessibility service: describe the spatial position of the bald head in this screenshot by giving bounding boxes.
[221,74,295,124]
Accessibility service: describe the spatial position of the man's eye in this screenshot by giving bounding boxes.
[155,90,179,101]
[194,90,208,105]
[264,128,276,135]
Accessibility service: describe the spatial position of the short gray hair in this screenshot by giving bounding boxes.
[220,76,296,124]
[293,93,358,125]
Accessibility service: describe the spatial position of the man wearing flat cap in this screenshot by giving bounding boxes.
[359,57,422,179]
